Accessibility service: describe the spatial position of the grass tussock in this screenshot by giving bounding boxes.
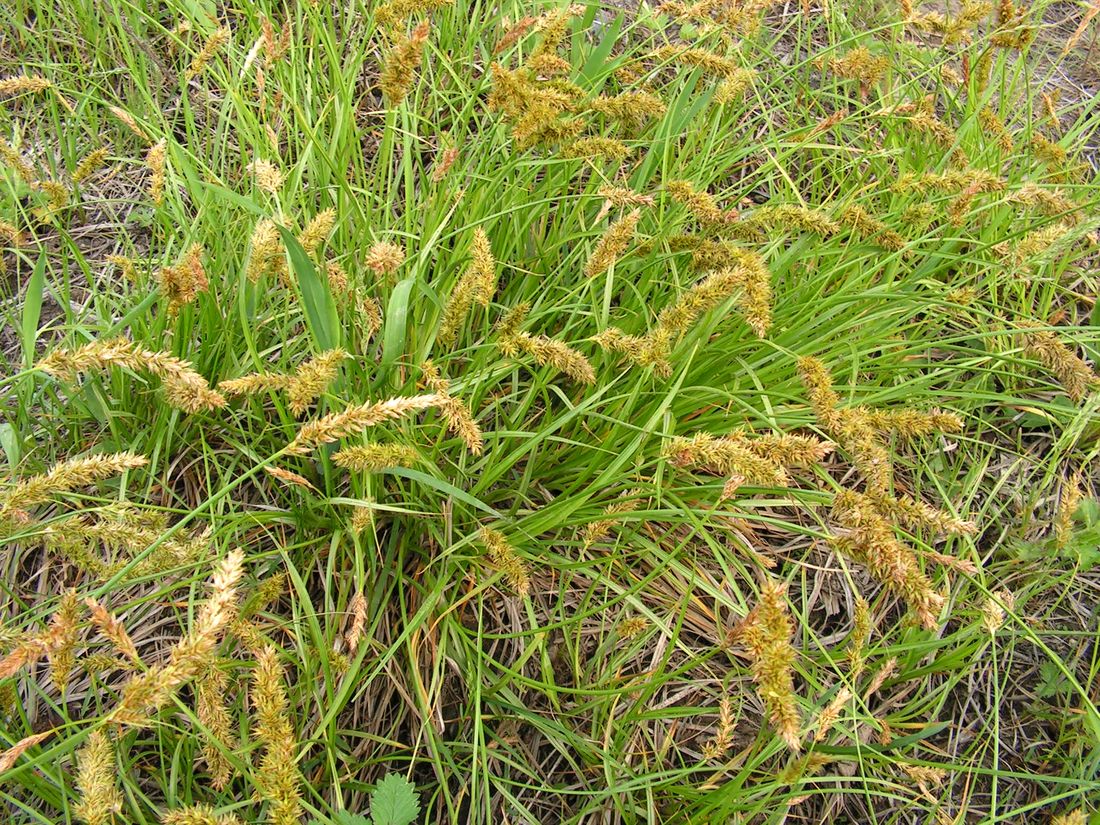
[1,0,1099,822]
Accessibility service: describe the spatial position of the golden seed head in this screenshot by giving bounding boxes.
[74,730,123,825]
[146,139,167,205]
[380,20,430,106]
[332,442,420,471]
[185,26,230,81]
[366,240,406,276]
[478,526,531,595]
[584,209,641,279]
[288,395,443,454]
[298,209,336,257]
[0,75,53,97]
[247,158,284,194]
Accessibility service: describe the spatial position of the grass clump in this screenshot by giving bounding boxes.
[1,0,1099,822]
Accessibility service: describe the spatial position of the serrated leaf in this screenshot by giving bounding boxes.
[335,812,373,825]
[369,774,420,825]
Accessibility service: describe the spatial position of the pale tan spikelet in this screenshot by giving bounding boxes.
[146,140,166,205]
[715,68,756,103]
[813,687,852,742]
[1007,183,1077,218]
[247,158,283,194]
[832,490,945,629]
[430,144,459,182]
[0,729,54,773]
[246,219,284,283]
[112,551,245,726]
[366,240,406,277]
[839,205,906,252]
[420,360,484,453]
[596,187,654,221]
[297,209,336,257]
[74,730,123,825]
[38,337,225,413]
[108,106,149,142]
[588,90,666,127]
[47,590,82,694]
[667,181,736,228]
[479,527,531,595]
[847,595,871,677]
[901,763,947,790]
[872,492,975,536]
[864,661,898,707]
[332,443,420,471]
[701,696,735,760]
[655,45,743,78]
[195,664,235,789]
[735,579,801,751]
[499,327,596,384]
[158,243,208,312]
[980,107,1014,153]
[345,592,368,653]
[1,452,147,518]
[656,257,771,339]
[375,0,454,27]
[667,433,789,491]
[1018,320,1097,402]
[862,408,963,437]
[162,806,244,825]
[580,492,641,549]
[439,228,496,345]
[1054,473,1082,548]
[326,260,349,292]
[0,218,26,248]
[85,598,140,663]
[1051,810,1087,825]
[592,326,672,376]
[561,136,630,161]
[252,646,302,825]
[996,222,1076,268]
[32,179,71,221]
[287,348,349,415]
[359,296,384,336]
[73,147,110,184]
[746,203,840,236]
[585,209,641,279]
[797,356,842,431]
[288,395,443,454]
[219,372,293,397]
[982,588,1014,634]
[0,634,51,680]
[186,26,230,81]
[0,136,36,185]
[381,20,430,106]
[0,74,53,97]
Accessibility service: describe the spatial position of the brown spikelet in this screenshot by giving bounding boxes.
[813,687,852,742]
[111,551,245,727]
[73,147,111,184]
[297,209,336,257]
[195,664,236,789]
[580,491,642,549]
[655,45,743,78]
[479,527,531,595]
[832,490,945,629]
[162,806,244,825]
[585,209,641,279]
[74,730,123,825]
[1018,320,1097,402]
[1054,473,1082,548]
[735,579,801,751]
[288,395,443,454]
[38,338,225,414]
[561,136,630,161]
[0,729,54,773]
[439,228,496,345]
[108,106,149,142]
[186,26,230,81]
[85,598,140,663]
[345,592,368,653]
[431,144,459,182]
[497,305,596,384]
[332,442,420,471]
[252,646,302,825]
[701,696,735,760]
[366,240,406,277]
[246,219,285,283]
[158,243,208,312]
[1,452,147,519]
[381,20,430,106]
[419,360,484,453]
[146,139,166,205]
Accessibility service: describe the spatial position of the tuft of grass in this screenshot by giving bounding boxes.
[1,0,1099,822]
